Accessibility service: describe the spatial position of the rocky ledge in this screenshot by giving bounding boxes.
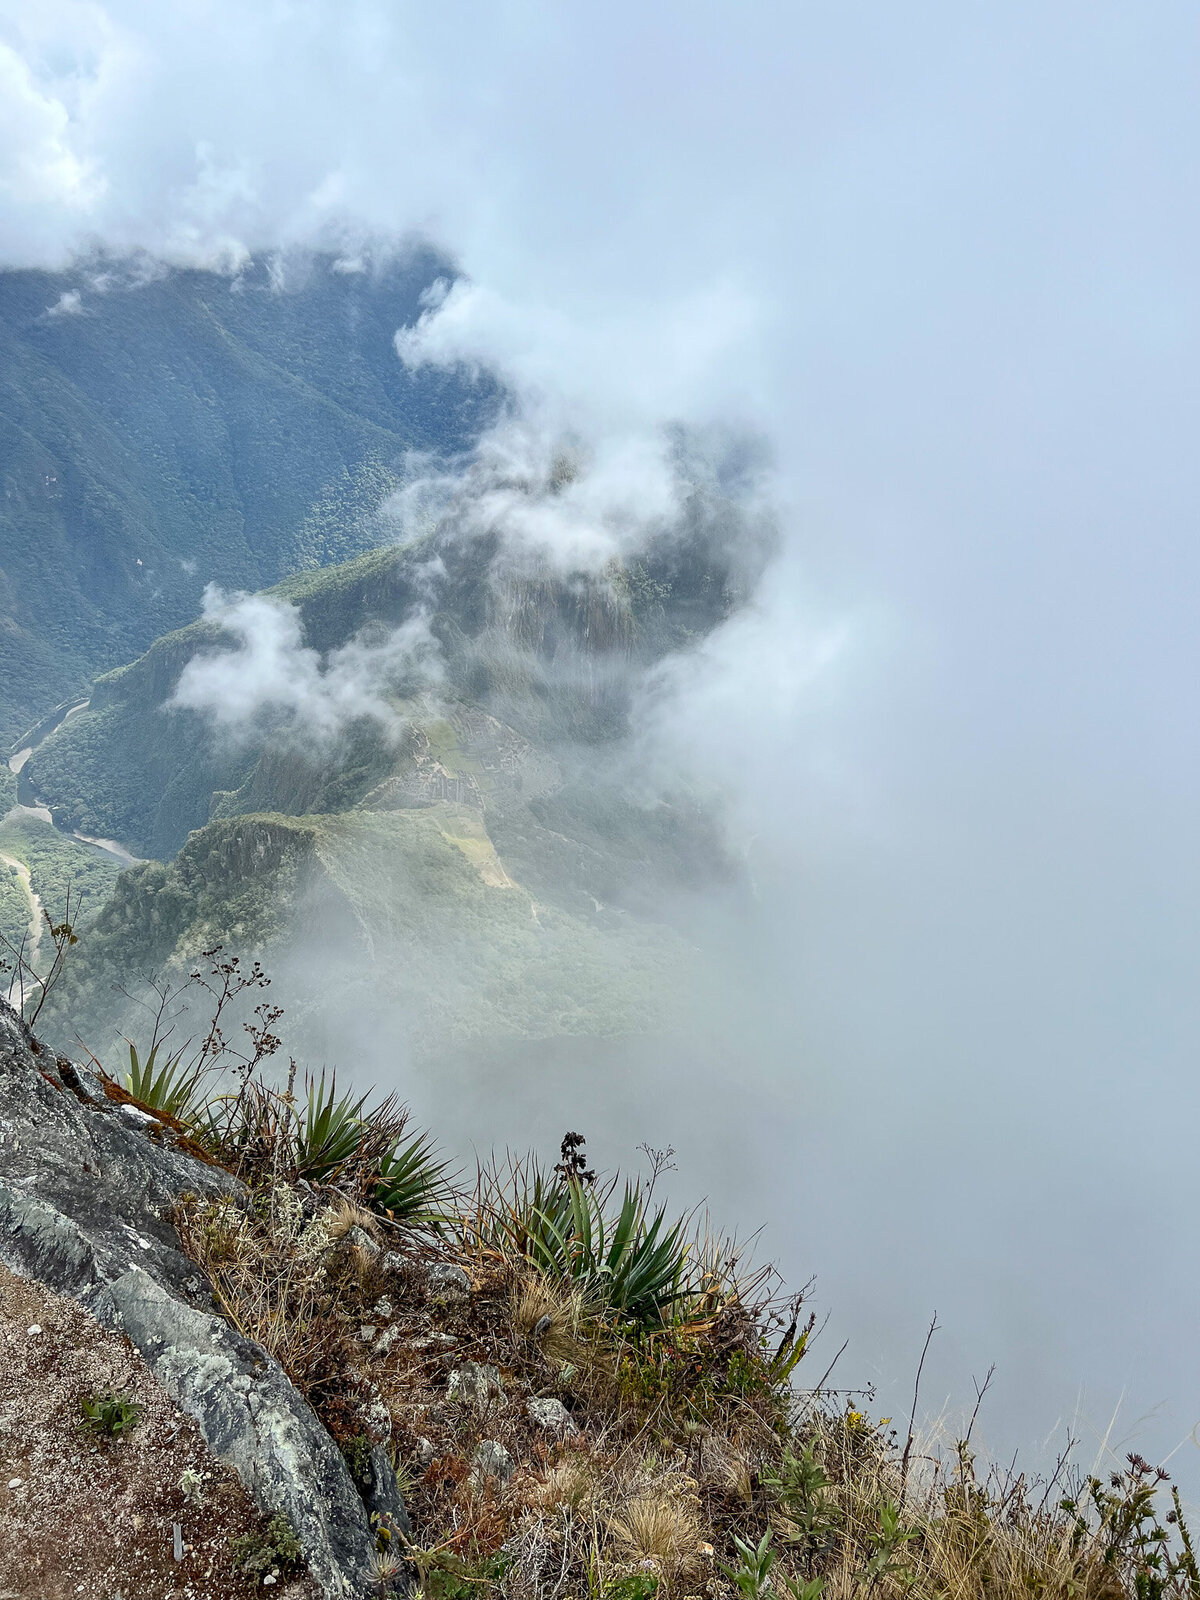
[0,999,405,1598]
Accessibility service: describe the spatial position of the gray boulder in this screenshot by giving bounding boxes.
[426,1261,471,1303]
[472,1439,515,1485]
[526,1396,579,1436]
[447,1361,503,1407]
[0,1000,405,1598]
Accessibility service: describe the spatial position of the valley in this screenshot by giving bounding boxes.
[7,421,758,1066]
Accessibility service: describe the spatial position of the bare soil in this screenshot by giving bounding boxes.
[0,1263,316,1600]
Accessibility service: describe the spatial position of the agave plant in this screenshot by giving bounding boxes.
[374,1127,451,1222]
[198,1077,293,1172]
[124,1041,208,1123]
[483,1156,578,1264]
[532,1179,691,1324]
[478,1155,692,1326]
[292,1071,372,1183]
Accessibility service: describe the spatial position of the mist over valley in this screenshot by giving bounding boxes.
[0,9,1197,1594]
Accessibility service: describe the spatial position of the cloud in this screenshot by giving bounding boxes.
[169,584,441,749]
[0,36,101,215]
[45,288,83,316]
[392,270,776,592]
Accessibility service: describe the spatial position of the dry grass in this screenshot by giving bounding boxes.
[508,1274,590,1368]
[173,1189,358,1397]
[606,1472,707,1585]
[170,1175,1199,1600]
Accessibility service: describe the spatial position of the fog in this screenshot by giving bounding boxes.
[170,584,443,747]
[4,0,1200,1486]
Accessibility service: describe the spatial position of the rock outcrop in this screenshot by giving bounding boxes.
[0,999,402,1598]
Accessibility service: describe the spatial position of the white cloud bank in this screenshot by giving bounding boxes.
[170,585,440,749]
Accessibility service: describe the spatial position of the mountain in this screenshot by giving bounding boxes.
[27,465,766,1057]
[0,249,494,744]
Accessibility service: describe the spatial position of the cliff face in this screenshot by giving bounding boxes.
[0,1001,403,1598]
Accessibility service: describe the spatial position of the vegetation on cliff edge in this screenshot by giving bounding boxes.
[29,948,1198,1600]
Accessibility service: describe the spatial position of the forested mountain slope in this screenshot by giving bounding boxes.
[0,250,493,742]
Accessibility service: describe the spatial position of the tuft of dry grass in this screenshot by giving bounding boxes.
[606,1471,706,1587]
[324,1196,382,1243]
[509,1272,589,1368]
[534,1456,598,1517]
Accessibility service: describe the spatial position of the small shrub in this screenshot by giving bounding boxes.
[603,1577,660,1600]
[79,1390,142,1439]
[230,1511,303,1582]
[341,1432,374,1486]
[721,1530,778,1600]
[423,1553,512,1600]
[762,1444,838,1561]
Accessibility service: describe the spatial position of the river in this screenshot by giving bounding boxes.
[5,699,143,871]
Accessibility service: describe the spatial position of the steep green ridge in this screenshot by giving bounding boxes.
[43,808,697,1053]
[26,508,749,864]
[24,542,444,854]
[0,250,494,743]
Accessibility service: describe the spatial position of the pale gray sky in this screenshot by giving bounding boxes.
[2,0,1198,1485]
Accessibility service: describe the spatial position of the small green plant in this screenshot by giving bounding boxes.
[230,1511,303,1582]
[124,1040,207,1121]
[602,1576,659,1600]
[369,1546,405,1590]
[375,1127,451,1221]
[1063,1456,1200,1600]
[79,1389,142,1438]
[341,1432,374,1486]
[424,1552,512,1599]
[763,1444,838,1561]
[720,1531,827,1600]
[722,1530,779,1600]
[178,1466,205,1506]
[779,1580,826,1600]
[860,1497,917,1588]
